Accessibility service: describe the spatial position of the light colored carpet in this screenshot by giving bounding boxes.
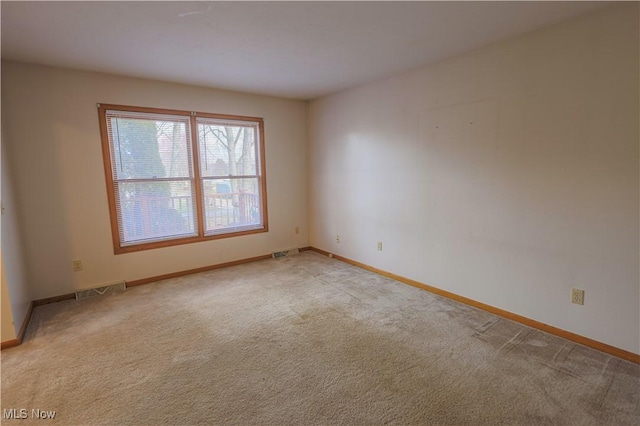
[1,251,639,425]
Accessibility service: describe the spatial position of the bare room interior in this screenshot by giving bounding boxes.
[1,1,638,424]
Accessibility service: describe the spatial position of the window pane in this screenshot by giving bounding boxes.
[100,105,266,252]
[109,115,191,180]
[197,120,257,177]
[116,181,197,245]
[202,178,262,234]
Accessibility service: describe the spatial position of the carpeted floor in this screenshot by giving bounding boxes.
[1,251,639,425]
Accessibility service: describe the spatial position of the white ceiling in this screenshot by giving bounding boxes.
[1,1,609,100]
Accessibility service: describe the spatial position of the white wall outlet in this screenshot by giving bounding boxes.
[295,226,300,235]
[336,235,341,244]
[72,260,83,272]
[377,241,383,251]
[571,288,584,305]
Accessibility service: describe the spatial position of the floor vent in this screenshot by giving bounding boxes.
[76,281,127,300]
[272,247,300,259]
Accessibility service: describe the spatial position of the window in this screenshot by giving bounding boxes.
[98,104,267,253]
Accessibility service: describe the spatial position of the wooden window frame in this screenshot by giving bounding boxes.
[98,104,268,254]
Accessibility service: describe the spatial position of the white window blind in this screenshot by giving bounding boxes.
[105,110,197,246]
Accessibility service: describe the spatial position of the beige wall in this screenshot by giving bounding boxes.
[1,256,17,341]
[308,4,639,352]
[1,114,32,341]
[2,63,308,300]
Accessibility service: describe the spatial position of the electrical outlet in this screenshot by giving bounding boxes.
[72,260,83,272]
[571,288,584,305]
[295,226,299,235]
[377,241,383,251]
[336,235,341,244]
